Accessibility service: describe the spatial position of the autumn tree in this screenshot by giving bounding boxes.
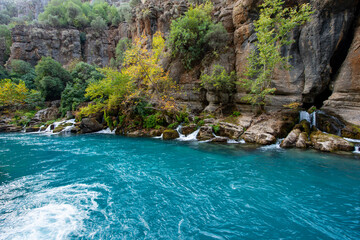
[0,79,28,106]
[240,0,312,109]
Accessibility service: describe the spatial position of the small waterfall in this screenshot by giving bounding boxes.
[153,134,163,139]
[299,111,316,128]
[177,129,200,141]
[355,146,360,154]
[43,119,76,134]
[38,125,45,132]
[344,138,360,154]
[260,138,283,150]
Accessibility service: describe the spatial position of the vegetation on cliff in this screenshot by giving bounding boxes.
[38,0,130,29]
[240,0,313,108]
[168,2,228,69]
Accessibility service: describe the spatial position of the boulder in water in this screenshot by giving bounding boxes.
[217,122,244,139]
[79,118,103,134]
[196,125,214,141]
[163,129,179,140]
[341,125,360,140]
[25,127,40,133]
[310,130,354,152]
[242,114,295,145]
[181,124,198,136]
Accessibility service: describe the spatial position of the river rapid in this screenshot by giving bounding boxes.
[0,133,359,239]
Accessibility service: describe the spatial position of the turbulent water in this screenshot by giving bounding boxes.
[0,133,360,239]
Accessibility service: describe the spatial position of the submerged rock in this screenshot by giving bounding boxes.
[163,129,180,140]
[310,130,354,152]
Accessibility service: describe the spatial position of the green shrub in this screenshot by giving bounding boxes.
[130,0,141,8]
[118,4,132,22]
[197,120,205,127]
[212,124,220,134]
[0,65,9,80]
[0,25,11,62]
[10,60,33,76]
[200,65,236,92]
[168,122,179,129]
[71,62,104,83]
[25,89,45,108]
[168,3,228,69]
[115,38,131,67]
[60,62,104,116]
[35,57,73,100]
[38,0,118,29]
[91,16,107,31]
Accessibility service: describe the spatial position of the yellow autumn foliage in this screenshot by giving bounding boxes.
[0,79,29,106]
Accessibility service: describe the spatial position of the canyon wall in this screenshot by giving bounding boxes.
[7,0,360,125]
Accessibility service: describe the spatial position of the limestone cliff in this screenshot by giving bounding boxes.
[7,0,360,126]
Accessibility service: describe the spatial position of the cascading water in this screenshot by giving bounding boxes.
[43,119,76,134]
[344,138,360,154]
[176,125,200,141]
[95,128,116,134]
[177,129,200,141]
[299,111,317,128]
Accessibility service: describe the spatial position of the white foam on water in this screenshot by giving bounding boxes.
[259,139,283,150]
[343,138,360,154]
[344,138,360,143]
[43,119,76,134]
[95,128,116,134]
[227,139,246,144]
[153,133,163,139]
[0,182,109,240]
[177,129,200,141]
[354,146,360,154]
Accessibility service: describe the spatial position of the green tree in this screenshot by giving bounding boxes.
[240,0,312,109]
[201,65,236,92]
[9,60,37,89]
[60,62,104,115]
[35,57,73,100]
[168,2,228,69]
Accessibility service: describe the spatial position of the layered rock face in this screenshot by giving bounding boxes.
[8,24,129,67]
[7,0,360,125]
[323,17,360,126]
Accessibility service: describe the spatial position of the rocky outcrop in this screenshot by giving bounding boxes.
[162,129,179,140]
[322,17,360,126]
[281,120,311,148]
[232,0,360,112]
[9,25,81,66]
[242,112,297,145]
[197,125,214,141]
[30,102,61,125]
[79,118,103,134]
[310,130,354,152]
[8,24,129,67]
[6,0,360,130]
[217,122,244,139]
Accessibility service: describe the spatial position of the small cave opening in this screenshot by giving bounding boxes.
[304,5,360,110]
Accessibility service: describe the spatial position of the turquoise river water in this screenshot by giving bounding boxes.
[0,133,359,239]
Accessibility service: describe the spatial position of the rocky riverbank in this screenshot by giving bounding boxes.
[1,101,359,154]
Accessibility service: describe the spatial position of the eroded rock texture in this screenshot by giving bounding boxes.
[6,0,360,126]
